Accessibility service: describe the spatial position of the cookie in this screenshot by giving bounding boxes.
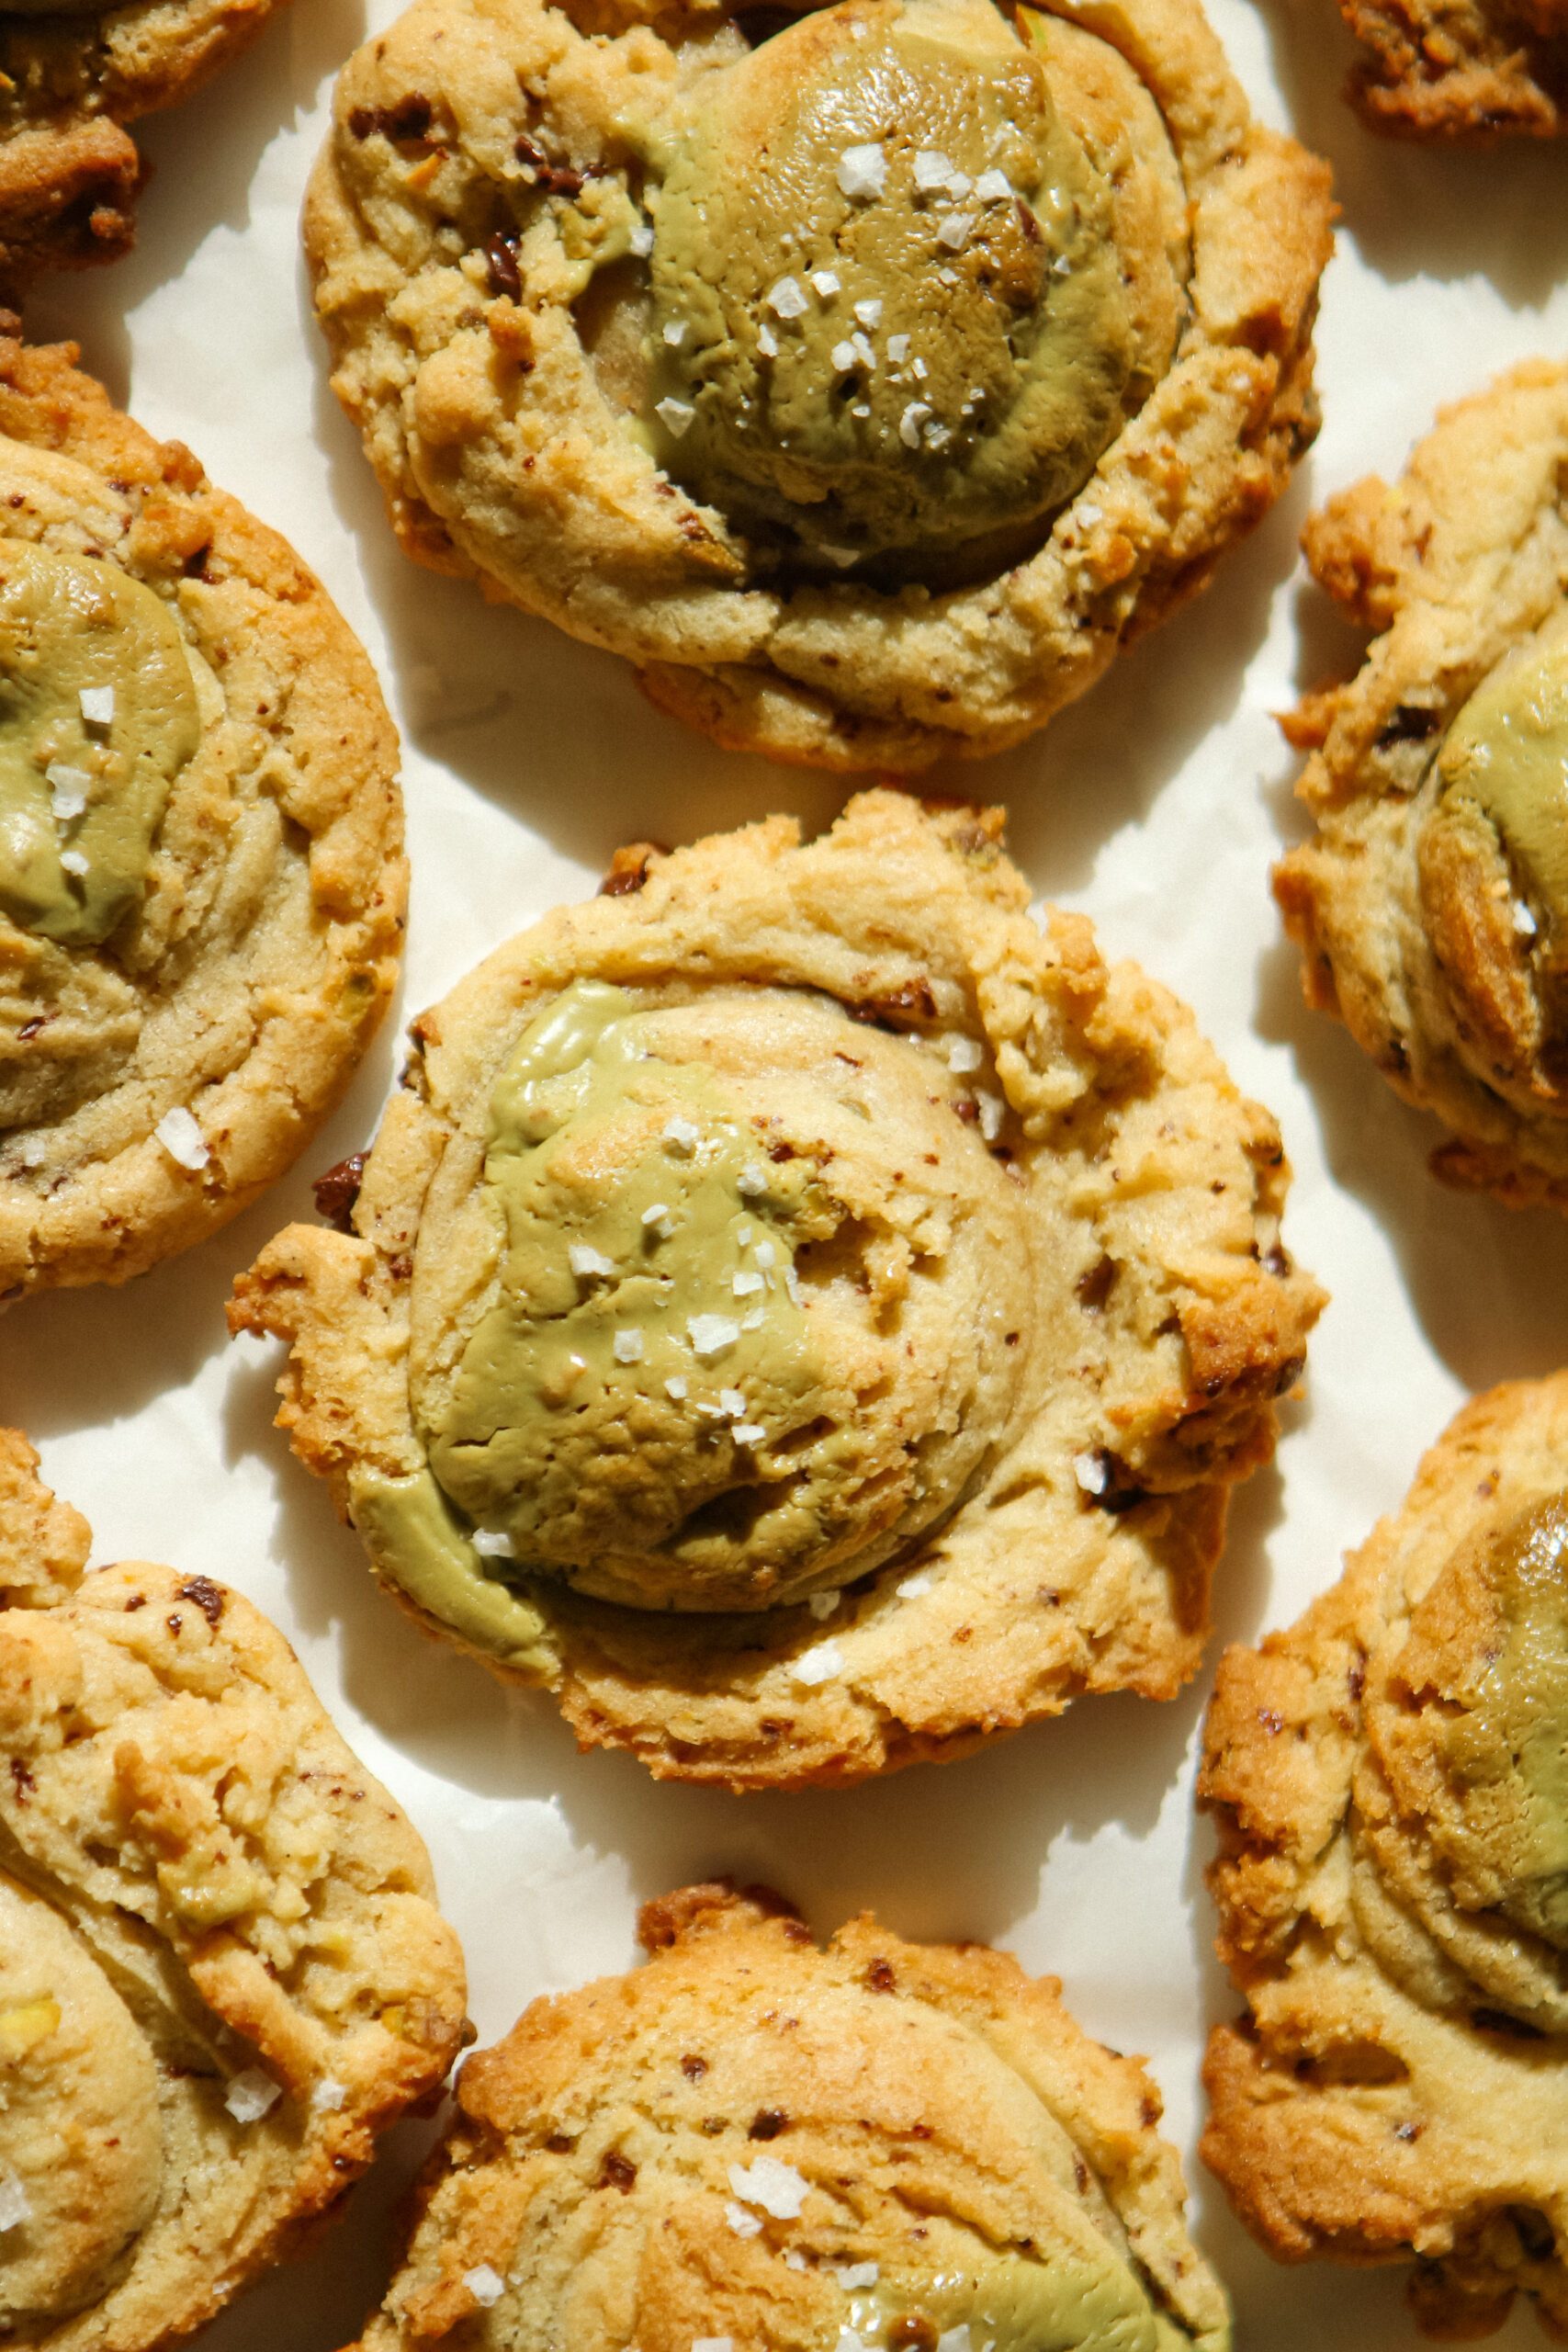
[1275,361,1568,1211]
[0,1427,468,2351]
[0,0,288,279]
[1200,1375,1568,2340]
[1331,0,1568,138]
[0,329,406,1297]
[231,790,1323,1790]
[302,0,1333,772]
[343,1879,1233,2352]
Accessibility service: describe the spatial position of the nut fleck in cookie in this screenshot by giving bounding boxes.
[0,330,406,1297]
[1276,362,1568,1211]
[304,0,1333,772]
[1201,1375,1568,2340]
[0,1428,468,2351]
[1331,0,1568,138]
[0,0,288,279]
[344,1880,1233,2352]
[231,791,1323,1790]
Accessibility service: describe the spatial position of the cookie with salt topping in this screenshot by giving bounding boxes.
[303,0,1332,771]
[0,1427,468,2351]
[1201,1375,1568,2339]
[342,1880,1233,2352]
[0,329,405,1298]
[231,790,1323,1789]
[1276,361,1568,1211]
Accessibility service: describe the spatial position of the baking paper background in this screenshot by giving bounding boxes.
[6,4,1568,2341]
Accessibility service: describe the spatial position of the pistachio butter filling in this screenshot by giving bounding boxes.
[849,2244,1200,2349]
[0,544,200,949]
[1416,1493,1568,1951]
[644,0,1149,570]
[1433,605,1568,951]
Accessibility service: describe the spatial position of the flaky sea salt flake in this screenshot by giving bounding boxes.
[853,298,883,328]
[662,1115,701,1154]
[898,1569,934,1598]
[719,1387,747,1418]
[46,760,90,819]
[758,322,779,358]
[662,320,688,345]
[0,2169,28,2232]
[836,2261,879,2288]
[725,2200,764,2237]
[975,168,1011,201]
[899,402,931,449]
[886,333,910,364]
[728,2154,811,2217]
[791,1641,844,1687]
[913,148,953,189]
[947,1035,983,1072]
[812,269,840,298]
[224,2067,280,2122]
[471,1529,515,1559]
[830,339,860,373]
[614,1329,646,1363]
[154,1107,209,1171]
[976,1089,1004,1140]
[655,397,695,438]
[737,1162,769,1195]
[643,1201,672,1226]
[1074,1450,1109,1497]
[836,142,886,199]
[311,2075,347,2111]
[1515,900,1539,937]
[568,1243,615,1279]
[464,2267,505,2307]
[936,212,975,250]
[731,1422,766,1445]
[688,1314,740,1360]
[851,332,876,369]
[628,217,654,255]
[937,2330,973,2352]
[768,274,809,318]
[665,1374,689,1400]
[79,684,115,729]
[59,849,87,876]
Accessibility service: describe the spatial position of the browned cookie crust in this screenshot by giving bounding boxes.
[0,331,406,1296]
[231,791,1323,1790]
[1200,1376,1568,2340]
[0,1428,468,2352]
[1334,0,1568,138]
[0,0,288,279]
[342,1881,1233,2351]
[303,0,1332,772]
[1276,361,1568,1212]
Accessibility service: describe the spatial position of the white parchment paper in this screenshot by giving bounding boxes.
[6,5,1568,2341]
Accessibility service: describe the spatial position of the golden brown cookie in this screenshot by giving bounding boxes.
[0,1427,468,2351]
[231,790,1323,1790]
[0,330,406,1297]
[1276,361,1568,1212]
[0,0,288,279]
[343,1879,1233,2352]
[1332,0,1568,138]
[1200,1375,1568,2340]
[302,0,1333,773]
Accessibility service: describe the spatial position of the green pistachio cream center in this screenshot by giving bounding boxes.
[850,2245,1208,2350]
[1435,605,1568,950]
[644,0,1158,574]
[351,976,1033,1646]
[1424,1493,1568,1951]
[0,543,200,949]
